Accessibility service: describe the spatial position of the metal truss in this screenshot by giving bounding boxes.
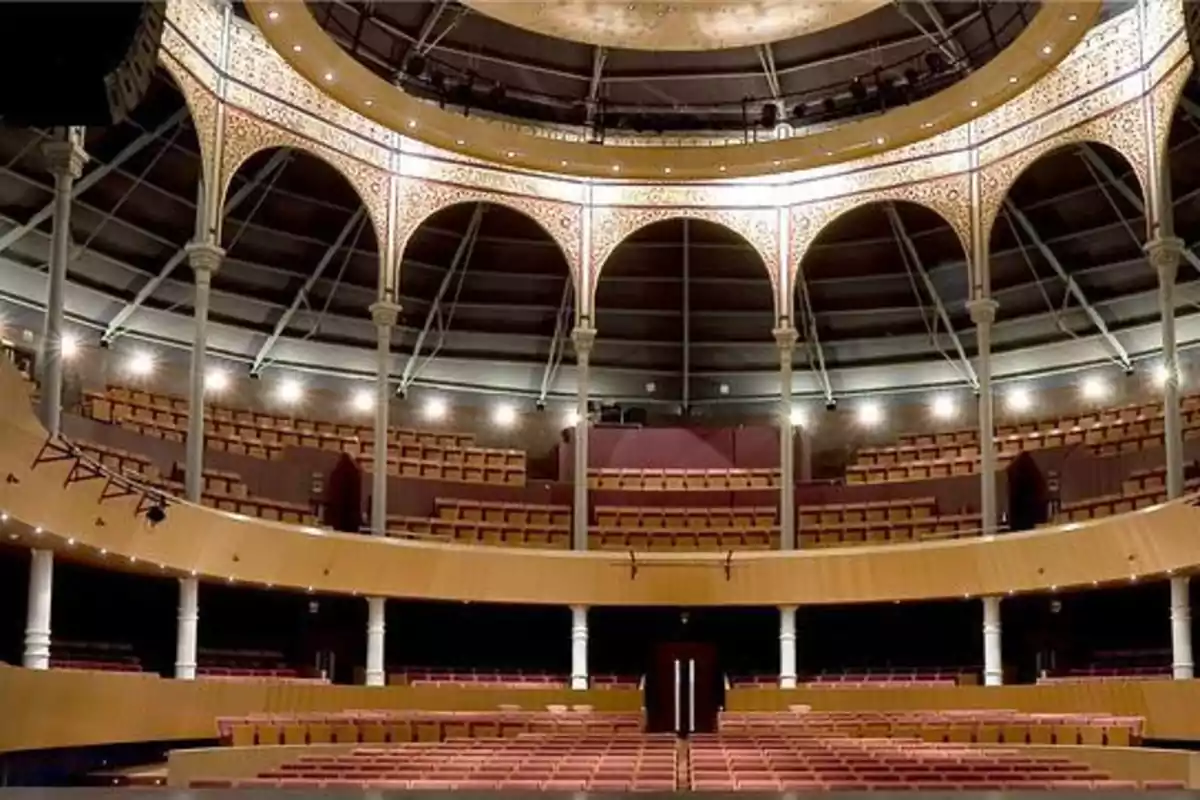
[885,203,978,389]
[399,203,485,390]
[537,279,574,404]
[587,47,607,125]
[756,45,782,100]
[794,269,834,406]
[101,149,292,343]
[250,206,366,375]
[894,0,962,67]
[1002,198,1133,371]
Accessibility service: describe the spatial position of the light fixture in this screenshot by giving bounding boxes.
[718,165,727,172]
[276,377,303,405]
[365,99,374,107]
[772,160,781,166]
[931,393,958,420]
[457,139,465,146]
[663,167,671,175]
[1041,45,1052,55]
[1068,13,1078,21]
[789,407,808,429]
[1005,386,1032,413]
[205,366,229,393]
[969,100,978,108]
[875,136,885,145]
[564,408,580,428]
[920,122,933,129]
[292,44,302,52]
[560,160,568,167]
[611,164,620,172]
[423,396,447,421]
[506,151,516,158]
[1009,76,1019,84]
[267,9,279,20]
[1080,375,1109,401]
[351,387,374,413]
[407,119,417,129]
[34,526,42,535]
[856,401,883,427]
[67,538,74,546]
[492,403,517,428]
[323,72,334,82]
[1153,362,1174,387]
[60,333,78,359]
[126,350,155,377]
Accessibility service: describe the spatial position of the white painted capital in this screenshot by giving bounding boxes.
[967,298,999,327]
[572,326,597,356]
[369,300,402,329]
[185,241,225,280]
[1146,237,1185,286]
[773,326,798,353]
[42,137,88,181]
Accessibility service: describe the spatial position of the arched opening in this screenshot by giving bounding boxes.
[987,142,1147,361]
[592,218,775,413]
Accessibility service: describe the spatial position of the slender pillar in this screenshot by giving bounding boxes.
[365,301,399,685]
[779,605,798,689]
[967,299,999,535]
[1170,577,1194,680]
[23,549,54,669]
[571,326,596,551]
[184,242,224,502]
[570,605,589,690]
[36,128,87,438]
[982,595,1003,686]
[174,577,199,680]
[774,327,798,549]
[366,596,386,687]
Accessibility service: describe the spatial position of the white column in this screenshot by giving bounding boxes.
[366,301,399,685]
[570,604,589,690]
[779,605,798,689]
[36,128,87,439]
[183,243,224,502]
[982,595,1003,686]
[967,299,999,535]
[366,596,386,687]
[1147,237,1185,499]
[23,549,54,669]
[571,326,596,551]
[1170,576,1194,680]
[174,577,199,680]
[774,326,798,549]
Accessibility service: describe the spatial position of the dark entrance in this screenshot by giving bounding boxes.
[645,640,720,735]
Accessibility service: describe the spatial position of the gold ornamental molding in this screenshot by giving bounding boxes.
[459,0,890,52]
[242,0,1099,181]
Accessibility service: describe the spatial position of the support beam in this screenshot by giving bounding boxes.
[537,280,574,404]
[101,149,291,343]
[586,47,607,124]
[779,605,797,689]
[399,204,484,389]
[885,204,978,389]
[250,207,366,375]
[775,326,798,550]
[23,549,53,670]
[570,605,589,690]
[0,110,184,258]
[982,595,1003,686]
[174,577,199,680]
[916,0,969,65]
[571,325,596,552]
[682,219,691,412]
[795,272,834,405]
[365,596,386,686]
[1003,199,1132,371]
[756,44,782,99]
[895,2,960,67]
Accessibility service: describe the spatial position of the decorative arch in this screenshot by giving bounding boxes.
[978,100,1148,247]
[789,174,972,282]
[589,206,780,312]
[219,107,390,257]
[1153,57,1193,193]
[158,51,217,193]
[392,177,582,294]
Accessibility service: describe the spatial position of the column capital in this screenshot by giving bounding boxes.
[772,325,798,353]
[185,241,225,277]
[967,298,998,326]
[369,300,402,328]
[571,325,597,355]
[1146,236,1185,284]
[42,138,88,181]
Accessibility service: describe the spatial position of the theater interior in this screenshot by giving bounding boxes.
[3,0,1200,793]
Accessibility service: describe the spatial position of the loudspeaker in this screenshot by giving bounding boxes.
[0,1,166,127]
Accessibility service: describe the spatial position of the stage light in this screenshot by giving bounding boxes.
[351,387,374,413]
[493,403,517,428]
[1005,386,1032,413]
[1153,362,1175,387]
[127,350,155,376]
[857,401,883,427]
[276,377,303,405]
[931,393,958,420]
[205,367,229,393]
[565,408,580,428]
[423,396,447,421]
[60,333,78,360]
[789,407,808,429]
[1081,375,1109,401]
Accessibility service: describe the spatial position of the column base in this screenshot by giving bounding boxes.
[570,675,588,691]
[175,664,197,681]
[365,670,387,687]
[983,672,1003,687]
[779,676,797,690]
[22,630,50,670]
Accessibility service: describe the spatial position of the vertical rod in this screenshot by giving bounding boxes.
[572,327,595,551]
[681,219,690,413]
[982,595,1003,686]
[968,300,998,535]
[23,549,54,670]
[570,604,589,690]
[1170,577,1194,680]
[175,577,199,680]
[184,245,222,502]
[673,658,682,734]
[366,596,386,686]
[779,605,797,689]
[688,658,696,734]
[775,327,797,549]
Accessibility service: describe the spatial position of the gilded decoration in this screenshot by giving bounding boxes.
[977,100,1148,246]
[1154,58,1194,182]
[158,51,217,186]
[392,177,583,288]
[219,108,391,256]
[164,0,222,87]
[788,175,973,282]
[588,206,780,302]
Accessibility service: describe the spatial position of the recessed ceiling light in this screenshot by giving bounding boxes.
[611,164,620,172]
[663,167,671,174]
[1068,13,1077,21]
[1042,45,1052,55]
[407,119,417,129]
[824,151,834,157]
[292,44,302,53]
[560,160,568,167]
[506,151,516,158]
[267,9,279,20]
[1009,76,1018,84]
[969,100,978,108]
[875,136,885,145]
[323,72,334,82]
[456,139,465,146]
[718,165,726,172]
[365,99,374,107]
[920,122,933,129]
[773,159,781,166]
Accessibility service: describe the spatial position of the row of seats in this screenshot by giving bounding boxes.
[396,670,636,688]
[50,638,142,672]
[357,453,526,487]
[1053,475,1200,524]
[437,500,570,527]
[846,452,1016,485]
[195,735,678,791]
[217,711,645,748]
[731,668,969,687]
[588,468,779,491]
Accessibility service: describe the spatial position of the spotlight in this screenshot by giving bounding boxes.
[789,407,808,429]
[276,377,303,405]
[126,350,155,376]
[403,54,426,79]
[760,102,778,128]
[850,77,868,102]
[1080,375,1109,401]
[790,103,806,121]
[856,401,883,427]
[1153,363,1174,387]
[146,500,167,526]
[931,393,958,420]
[351,387,374,413]
[565,408,581,428]
[492,403,517,428]
[61,333,78,360]
[423,396,447,421]
[925,51,947,74]
[1005,386,1032,413]
[822,97,836,115]
[204,367,229,393]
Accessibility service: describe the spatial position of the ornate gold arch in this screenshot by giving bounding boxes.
[391,177,582,292]
[978,100,1148,247]
[1154,57,1194,190]
[589,206,780,312]
[788,175,972,283]
[158,52,217,195]
[219,107,391,258]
